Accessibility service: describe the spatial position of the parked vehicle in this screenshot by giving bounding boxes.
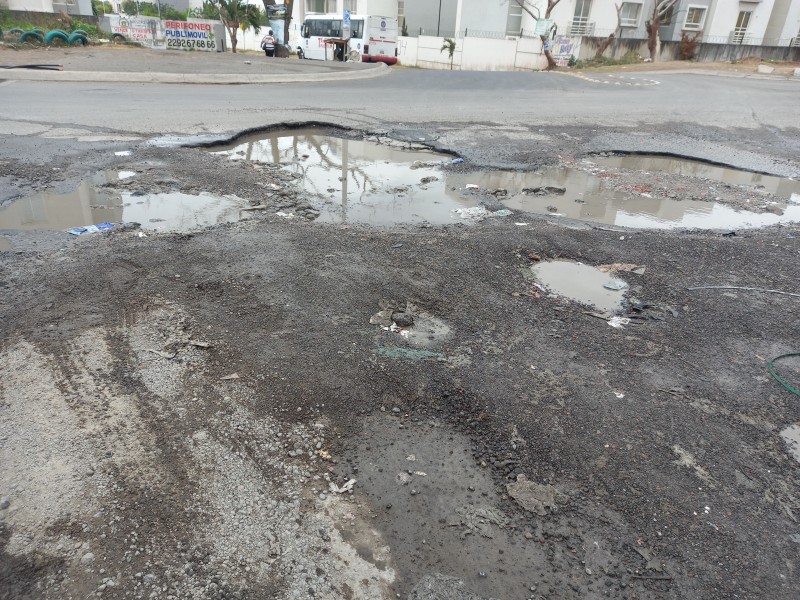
[297,14,397,64]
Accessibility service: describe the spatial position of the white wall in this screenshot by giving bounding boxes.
[399,33,547,71]
[705,0,776,42]
[764,0,800,43]
[8,0,53,10]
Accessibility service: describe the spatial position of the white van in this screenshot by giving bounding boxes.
[297,14,398,64]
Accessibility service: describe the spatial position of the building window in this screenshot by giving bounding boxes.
[570,0,593,35]
[619,2,641,27]
[506,0,523,36]
[731,10,751,43]
[683,6,707,30]
[343,0,356,12]
[306,0,335,14]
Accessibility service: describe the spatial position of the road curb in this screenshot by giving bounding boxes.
[0,62,391,84]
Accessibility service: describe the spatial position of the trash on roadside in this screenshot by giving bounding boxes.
[607,316,630,329]
[137,231,147,238]
[453,206,488,220]
[465,184,480,190]
[629,303,679,320]
[790,193,800,205]
[406,454,417,461]
[241,205,268,211]
[493,209,513,217]
[515,222,529,226]
[317,449,332,460]
[67,221,114,236]
[329,478,356,494]
[275,211,295,219]
[442,157,464,165]
[603,279,628,291]
[614,391,625,399]
[414,471,427,476]
[220,373,240,380]
[114,151,131,157]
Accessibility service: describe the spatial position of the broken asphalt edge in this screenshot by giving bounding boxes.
[0,62,391,84]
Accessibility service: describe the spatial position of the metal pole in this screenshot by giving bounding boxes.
[156,0,161,20]
[437,0,441,36]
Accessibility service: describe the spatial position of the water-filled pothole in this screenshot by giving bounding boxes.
[211,129,481,226]
[781,424,800,465]
[212,131,800,229]
[531,261,628,313]
[498,165,800,230]
[0,171,248,234]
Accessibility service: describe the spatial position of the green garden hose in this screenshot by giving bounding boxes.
[768,353,800,397]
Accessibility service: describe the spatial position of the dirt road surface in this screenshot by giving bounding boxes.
[1,47,800,600]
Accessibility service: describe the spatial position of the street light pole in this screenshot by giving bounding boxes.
[437,0,442,36]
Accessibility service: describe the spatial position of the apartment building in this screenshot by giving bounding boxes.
[398,0,800,48]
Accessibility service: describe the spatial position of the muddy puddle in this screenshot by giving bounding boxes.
[530,260,628,313]
[212,131,800,230]
[0,171,248,235]
[594,154,800,198]
[349,415,549,598]
[498,166,800,230]
[781,424,800,464]
[212,129,484,226]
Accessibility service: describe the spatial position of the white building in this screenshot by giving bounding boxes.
[5,0,93,17]
[764,0,800,44]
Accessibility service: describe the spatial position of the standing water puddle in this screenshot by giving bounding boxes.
[212,131,800,229]
[782,424,800,464]
[211,129,480,226]
[0,171,247,234]
[531,261,627,313]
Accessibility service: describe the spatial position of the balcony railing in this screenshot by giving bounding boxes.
[568,19,595,36]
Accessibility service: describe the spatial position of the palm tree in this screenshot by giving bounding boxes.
[214,0,262,53]
[440,37,456,70]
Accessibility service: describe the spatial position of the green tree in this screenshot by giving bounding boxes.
[189,0,221,20]
[214,0,262,53]
[440,37,456,70]
[91,0,113,16]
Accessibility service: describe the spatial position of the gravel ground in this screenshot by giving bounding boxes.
[1,79,800,600]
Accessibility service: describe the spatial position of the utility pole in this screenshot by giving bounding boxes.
[437,0,442,36]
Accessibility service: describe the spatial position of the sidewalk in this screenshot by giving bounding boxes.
[0,45,390,84]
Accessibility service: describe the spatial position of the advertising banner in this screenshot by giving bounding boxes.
[165,21,217,51]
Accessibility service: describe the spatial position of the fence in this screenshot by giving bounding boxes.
[578,35,800,63]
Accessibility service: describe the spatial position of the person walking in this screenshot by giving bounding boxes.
[261,30,276,57]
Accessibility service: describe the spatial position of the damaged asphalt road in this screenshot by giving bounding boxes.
[1,56,800,600]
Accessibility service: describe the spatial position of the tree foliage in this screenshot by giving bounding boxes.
[214,0,262,53]
[119,1,188,20]
[440,37,456,70]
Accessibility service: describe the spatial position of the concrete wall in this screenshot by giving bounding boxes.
[580,33,800,62]
[704,0,776,43]
[402,0,458,36]
[398,33,547,71]
[764,0,800,43]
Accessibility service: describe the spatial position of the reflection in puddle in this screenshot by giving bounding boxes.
[120,192,246,232]
[0,171,245,234]
[531,260,627,313]
[0,237,10,252]
[594,155,800,199]
[498,167,800,230]
[781,424,800,464]
[212,129,479,226]
[212,131,800,230]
